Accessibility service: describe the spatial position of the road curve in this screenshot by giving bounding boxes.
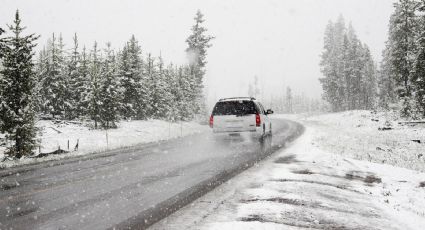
[0,118,303,230]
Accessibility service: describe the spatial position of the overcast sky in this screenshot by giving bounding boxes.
[1,0,395,105]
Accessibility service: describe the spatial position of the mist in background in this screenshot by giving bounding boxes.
[0,0,395,109]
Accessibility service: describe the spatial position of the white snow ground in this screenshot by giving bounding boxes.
[300,110,425,172]
[0,119,208,168]
[151,112,425,230]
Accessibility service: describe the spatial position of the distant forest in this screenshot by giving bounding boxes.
[0,10,213,157]
[320,0,425,119]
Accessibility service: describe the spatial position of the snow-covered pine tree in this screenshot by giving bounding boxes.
[378,42,398,109]
[412,0,425,116]
[118,44,130,118]
[57,34,73,119]
[254,76,260,98]
[286,86,293,113]
[0,27,4,58]
[41,33,68,118]
[175,65,192,120]
[0,10,38,158]
[130,36,149,120]
[387,0,419,117]
[78,46,90,118]
[119,35,147,119]
[185,10,214,116]
[320,16,378,112]
[153,55,173,119]
[360,45,377,110]
[145,54,173,119]
[334,16,348,111]
[99,43,121,128]
[145,53,157,118]
[345,23,364,110]
[319,20,343,112]
[165,63,179,121]
[34,47,48,113]
[67,33,82,119]
[118,43,131,118]
[0,27,4,132]
[184,64,199,119]
[88,42,102,129]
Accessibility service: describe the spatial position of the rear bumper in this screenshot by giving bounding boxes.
[212,128,263,139]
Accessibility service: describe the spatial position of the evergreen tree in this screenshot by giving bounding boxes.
[412,0,425,116]
[387,0,419,116]
[152,55,172,119]
[319,20,342,111]
[334,16,348,111]
[286,86,293,113]
[145,53,157,118]
[175,65,192,120]
[34,47,48,113]
[88,42,102,128]
[57,34,73,119]
[0,11,38,158]
[99,43,121,128]
[185,10,214,115]
[0,27,4,135]
[320,16,378,112]
[165,63,180,121]
[78,46,90,117]
[119,35,147,119]
[378,44,398,109]
[254,76,260,98]
[0,27,4,58]
[67,33,82,119]
[183,65,198,119]
[345,24,363,109]
[247,76,260,98]
[41,33,68,118]
[361,46,377,109]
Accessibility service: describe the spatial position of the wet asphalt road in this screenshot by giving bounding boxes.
[0,118,303,230]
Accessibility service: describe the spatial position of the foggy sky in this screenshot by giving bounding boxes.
[0,0,395,105]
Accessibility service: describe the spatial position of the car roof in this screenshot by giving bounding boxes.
[218,97,257,102]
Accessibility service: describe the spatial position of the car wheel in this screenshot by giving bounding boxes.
[259,132,272,154]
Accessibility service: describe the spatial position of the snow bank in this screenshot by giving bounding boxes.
[0,119,208,168]
[277,111,425,172]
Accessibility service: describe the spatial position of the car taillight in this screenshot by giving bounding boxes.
[209,115,214,128]
[256,113,261,127]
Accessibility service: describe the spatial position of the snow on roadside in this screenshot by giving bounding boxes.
[278,111,425,172]
[0,119,208,168]
[150,118,425,230]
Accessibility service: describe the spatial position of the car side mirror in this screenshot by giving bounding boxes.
[266,109,274,115]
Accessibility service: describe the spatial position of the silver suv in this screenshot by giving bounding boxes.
[209,97,273,142]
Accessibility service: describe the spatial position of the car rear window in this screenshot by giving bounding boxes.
[212,101,258,116]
